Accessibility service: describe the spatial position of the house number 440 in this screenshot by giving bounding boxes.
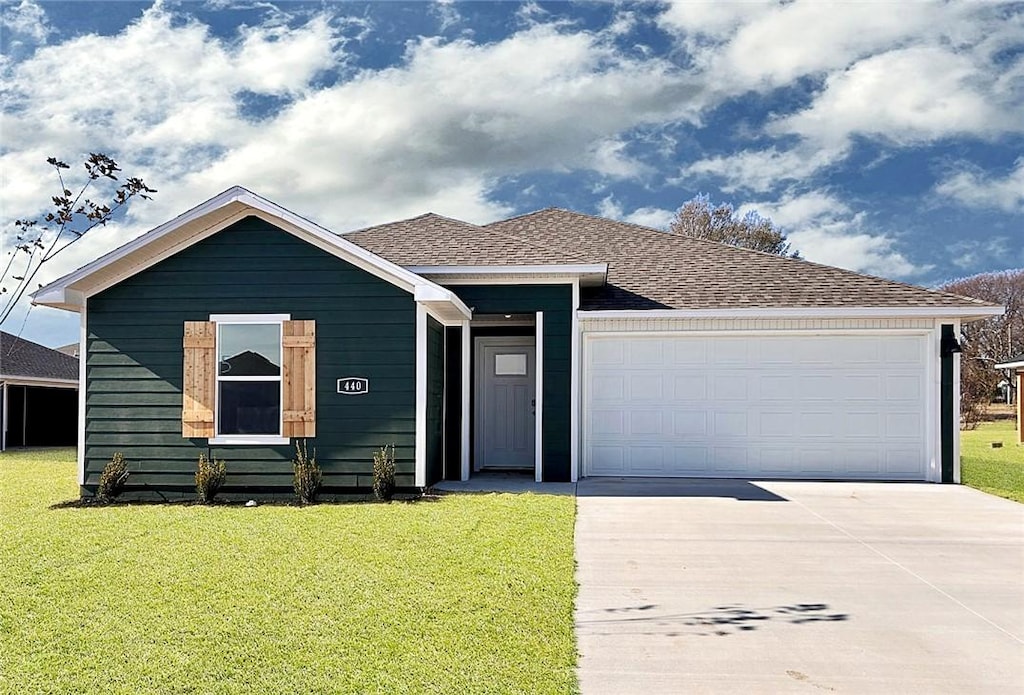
[337,377,369,395]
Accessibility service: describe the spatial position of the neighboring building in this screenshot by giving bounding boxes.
[0,331,79,450]
[32,187,1003,498]
[56,343,80,358]
[994,355,1024,444]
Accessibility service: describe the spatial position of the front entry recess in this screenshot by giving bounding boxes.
[475,337,536,470]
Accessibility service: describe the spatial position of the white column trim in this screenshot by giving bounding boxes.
[415,304,427,488]
[570,280,580,483]
[460,319,471,481]
[78,301,88,485]
[535,311,544,483]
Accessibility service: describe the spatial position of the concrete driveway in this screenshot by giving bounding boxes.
[575,479,1024,694]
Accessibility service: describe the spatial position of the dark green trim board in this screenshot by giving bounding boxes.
[425,316,445,487]
[449,285,573,482]
[443,326,462,481]
[84,216,418,498]
[940,323,955,483]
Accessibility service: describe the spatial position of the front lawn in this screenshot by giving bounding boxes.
[0,449,578,694]
[961,420,1024,503]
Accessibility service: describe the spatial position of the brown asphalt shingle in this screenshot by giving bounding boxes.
[345,213,587,266]
[345,208,991,311]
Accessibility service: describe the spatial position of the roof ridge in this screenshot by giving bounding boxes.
[345,211,477,236]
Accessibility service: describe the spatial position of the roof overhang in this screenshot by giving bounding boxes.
[405,264,608,287]
[578,306,1006,321]
[0,376,78,388]
[32,187,471,322]
[994,357,1024,371]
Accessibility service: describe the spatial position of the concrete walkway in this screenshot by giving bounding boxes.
[575,478,1024,694]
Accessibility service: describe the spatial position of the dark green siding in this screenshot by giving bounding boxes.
[425,316,445,486]
[941,323,955,484]
[443,326,462,481]
[84,216,417,497]
[450,285,573,482]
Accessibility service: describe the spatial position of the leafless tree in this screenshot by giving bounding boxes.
[1,154,156,325]
[669,194,799,257]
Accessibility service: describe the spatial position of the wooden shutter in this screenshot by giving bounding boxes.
[282,320,316,438]
[182,321,216,438]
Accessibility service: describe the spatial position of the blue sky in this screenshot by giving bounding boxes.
[2,0,1022,347]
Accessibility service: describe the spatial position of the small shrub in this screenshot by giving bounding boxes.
[373,444,396,501]
[97,452,129,500]
[195,453,226,503]
[292,439,322,504]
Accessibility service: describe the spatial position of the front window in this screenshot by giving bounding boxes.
[215,319,283,438]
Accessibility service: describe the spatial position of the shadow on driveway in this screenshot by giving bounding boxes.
[576,477,788,502]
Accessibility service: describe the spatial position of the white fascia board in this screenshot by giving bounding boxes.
[414,286,472,320]
[578,306,1006,321]
[32,186,462,316]
[0,376,79,388]
[994,360,1024,370]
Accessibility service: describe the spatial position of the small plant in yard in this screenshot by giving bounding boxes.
[195,453,226,503]
[292,439,322,504]
[373,444,396,501]
[97,452,129,500]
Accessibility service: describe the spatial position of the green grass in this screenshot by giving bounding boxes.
[961,420,1024,503]
[0,449,578,694]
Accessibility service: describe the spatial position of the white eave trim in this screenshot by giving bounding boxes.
[578,306,1006,321]
[995,360,1024,370]
[0,376,79,388]
[30,186,467,318]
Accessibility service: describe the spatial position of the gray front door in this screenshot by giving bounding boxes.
[475,337,536,470]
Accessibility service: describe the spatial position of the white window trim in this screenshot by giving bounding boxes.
[209,313,290,445]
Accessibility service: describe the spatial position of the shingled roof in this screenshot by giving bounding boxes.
[0,331,79,382]
[345,207,992,311]
[346,213,587,266]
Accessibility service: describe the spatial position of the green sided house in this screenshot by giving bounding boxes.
[32,187,1002,498]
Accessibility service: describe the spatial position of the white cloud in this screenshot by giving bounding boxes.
[2,2,709,328]
[597,196,674,229]
[740,191,930,278]
[935,159,1024,213]
[771,46,1012,147]
[1,0,52,46]
[683,145,846,194]
[668,1,1024,192]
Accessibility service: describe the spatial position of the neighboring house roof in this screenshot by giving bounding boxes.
[0,331,79,382]
[56,343,80,358]
[995,355,1024,370]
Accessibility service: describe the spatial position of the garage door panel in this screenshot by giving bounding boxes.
[629,410,664,436]
[673,374,707,400]
[585,333,929,480]
[628,374,663,401]
[673,446,709,473]
[672,340,708,365]
[673,411,707,435]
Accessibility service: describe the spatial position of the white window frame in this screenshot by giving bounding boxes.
[209,313,290,445]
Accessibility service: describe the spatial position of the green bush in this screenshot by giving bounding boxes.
[292,439,322,504]
[97,452,129,500]
[195,453,226,503]
[372,444,396,501]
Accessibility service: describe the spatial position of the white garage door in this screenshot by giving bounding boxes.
[584,333,930,480]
